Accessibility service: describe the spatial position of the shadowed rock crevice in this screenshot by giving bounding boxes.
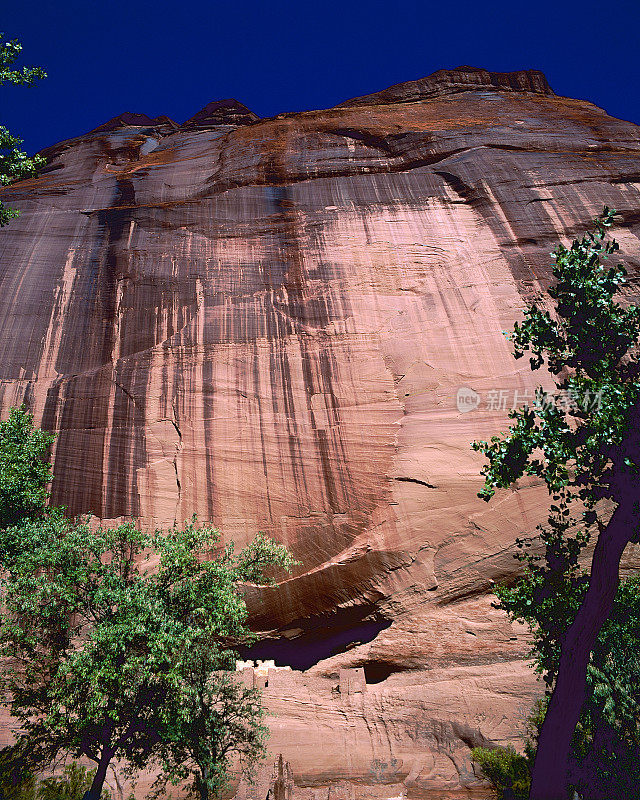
[362,660,411,684]
[240,606,392,671]
[394,476,437,489]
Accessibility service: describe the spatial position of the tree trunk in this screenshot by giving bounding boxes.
[529,500,638,800]
[196,769,209,800]
[82,750,113,800]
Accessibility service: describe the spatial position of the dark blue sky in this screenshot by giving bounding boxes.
[4,0,640,155]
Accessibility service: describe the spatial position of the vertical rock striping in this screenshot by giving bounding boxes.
[2,67,640,796]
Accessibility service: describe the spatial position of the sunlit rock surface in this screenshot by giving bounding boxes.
[2,67,640,797]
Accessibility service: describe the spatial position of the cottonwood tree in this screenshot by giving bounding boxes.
[474,513,640,799]
[0,512,294,800]
[472,209,640,799]
[0,35,46,226]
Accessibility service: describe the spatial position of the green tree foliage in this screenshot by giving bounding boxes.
[0,512,295,800]
[498,502,593,691]
[150,531,297,800]
[0,35,46,226]
[152,648,267,800]
[474,211,640,506]
[0,407,54,528]
[472,209,640,799]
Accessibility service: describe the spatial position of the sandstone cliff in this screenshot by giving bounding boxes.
[2,66,640,798]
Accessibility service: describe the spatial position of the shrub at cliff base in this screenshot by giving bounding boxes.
[471,745,531,800]
[0,748,110,800]
[37,764,110,800]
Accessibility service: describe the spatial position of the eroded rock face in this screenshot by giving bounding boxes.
[2,67,640,797]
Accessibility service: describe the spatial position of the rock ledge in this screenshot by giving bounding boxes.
[338,65,554,106]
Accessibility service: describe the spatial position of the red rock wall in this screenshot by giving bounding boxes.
[2,68,640,797]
